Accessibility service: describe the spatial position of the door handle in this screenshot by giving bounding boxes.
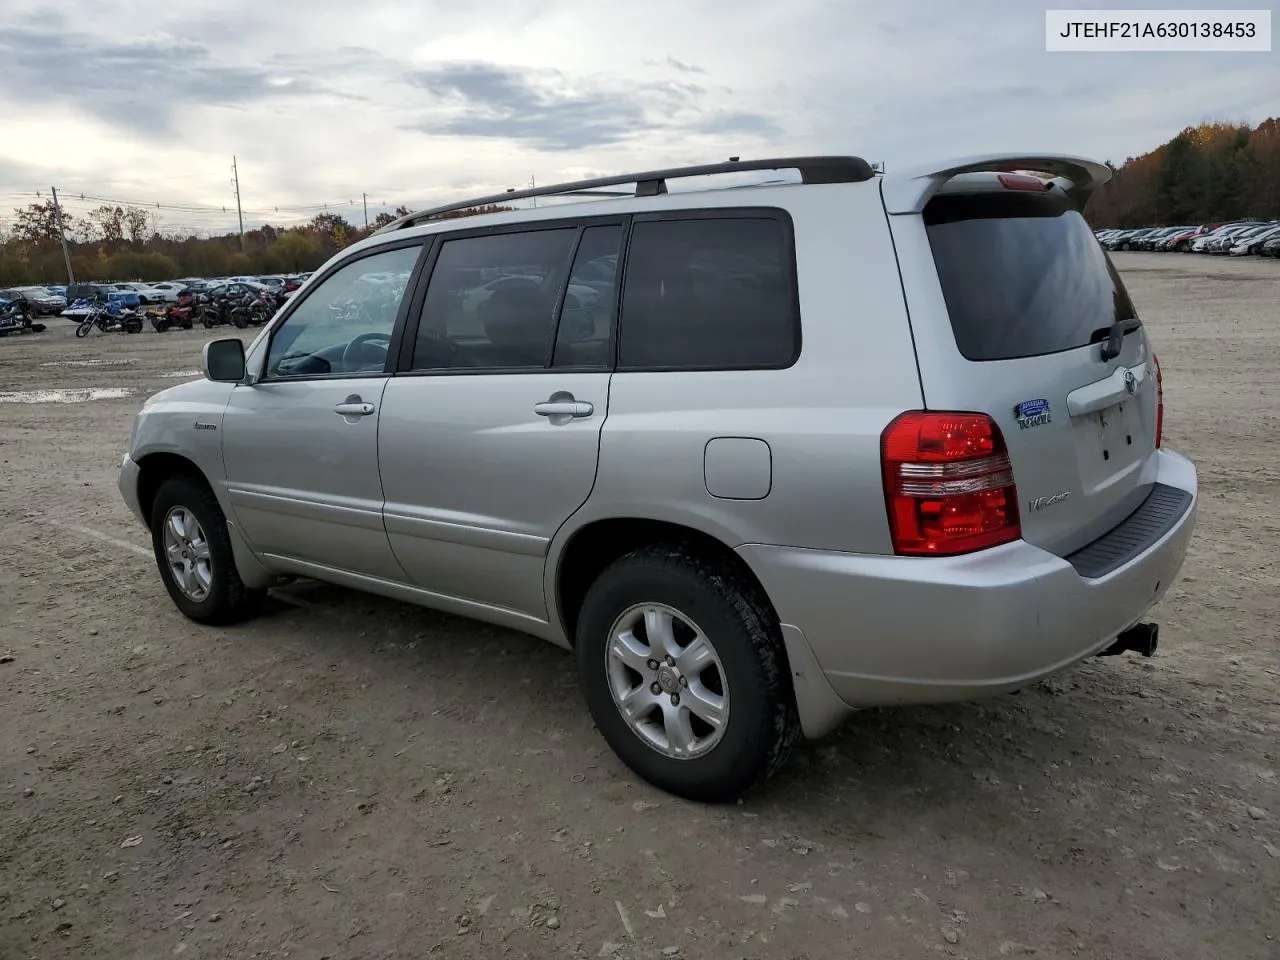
[534,400,594,418]
[334,400,375,417]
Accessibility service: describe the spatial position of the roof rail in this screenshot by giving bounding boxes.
[373,155,876,234]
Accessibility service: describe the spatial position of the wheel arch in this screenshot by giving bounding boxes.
[135,452,213,530]
[552,516,776,645]
[549,514,854,741]
[134,451,275,589]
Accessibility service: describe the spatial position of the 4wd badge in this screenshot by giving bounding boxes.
[1014,398,1051,429]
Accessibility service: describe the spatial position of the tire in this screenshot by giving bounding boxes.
[124,317,143,334]
[149,475,263,626]
[75,321,92,338]
[575,544,801,803]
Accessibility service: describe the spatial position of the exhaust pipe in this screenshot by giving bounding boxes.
[1098,622,1159,658]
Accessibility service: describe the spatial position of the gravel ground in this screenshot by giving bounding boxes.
[1,253,1278,960]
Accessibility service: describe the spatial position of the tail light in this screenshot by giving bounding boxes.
[1153,354,1164,448]
[881,411,1021,556]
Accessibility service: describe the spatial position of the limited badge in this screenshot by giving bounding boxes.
[1014,398,1051,429]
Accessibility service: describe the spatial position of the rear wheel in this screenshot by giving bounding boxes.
[575,544,800,802]
[149,476,263,625]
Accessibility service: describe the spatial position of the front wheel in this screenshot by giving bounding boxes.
[149,476,263,625]
[75,320,93,338]
[575,544,800,803]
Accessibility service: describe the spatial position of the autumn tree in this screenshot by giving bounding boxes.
[12,200,73,245]
[88,205,126,244]
[124,207,152,244]
[309,212,355,251]
[1086,118,1278,227]
[271,231,324,272]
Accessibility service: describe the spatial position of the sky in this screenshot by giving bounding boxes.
[0,0,1274,236]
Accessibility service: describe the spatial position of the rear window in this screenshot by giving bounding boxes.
[924,190,1139,362]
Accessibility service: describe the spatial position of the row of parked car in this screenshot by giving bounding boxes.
[0,273,313,318]
[1096,220,1280,257]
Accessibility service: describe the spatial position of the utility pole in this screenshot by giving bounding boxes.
[363,193,369,228]
[50,186,75,285]
[530,175,537,208]
[231,156,245,250]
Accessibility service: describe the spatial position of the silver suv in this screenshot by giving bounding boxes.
[119,154,1198,802]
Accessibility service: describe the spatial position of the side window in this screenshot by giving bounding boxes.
[411,228,578,370]
[552,225,622,368]
[265,244,421,379]
[618,216,798,370]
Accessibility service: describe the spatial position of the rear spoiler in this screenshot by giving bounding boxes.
[880,153,1112,215]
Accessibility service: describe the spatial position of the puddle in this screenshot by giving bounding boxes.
[162,370,202,379]
[0,387,135,404]
[40,358,138,368]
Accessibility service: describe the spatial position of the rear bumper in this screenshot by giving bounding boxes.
[739,448,1197,710]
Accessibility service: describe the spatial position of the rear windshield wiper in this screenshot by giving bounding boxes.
[1091,317,1142,361]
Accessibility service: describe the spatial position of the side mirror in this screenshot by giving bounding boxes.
[203,338,246,382]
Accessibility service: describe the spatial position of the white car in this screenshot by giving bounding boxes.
[133,282,186,304]
[1229,224,1280,256]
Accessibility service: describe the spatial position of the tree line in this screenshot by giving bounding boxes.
[0,201,513,288]
[1085,117,1280,228]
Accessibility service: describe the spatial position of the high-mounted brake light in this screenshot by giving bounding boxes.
[997,173,1050,192]
[1153,354,1164,448]
[881,411,1021,556]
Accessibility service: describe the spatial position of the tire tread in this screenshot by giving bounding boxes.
[150,475,261,626]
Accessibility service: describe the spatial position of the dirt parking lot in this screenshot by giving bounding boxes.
[1,253,1278,960]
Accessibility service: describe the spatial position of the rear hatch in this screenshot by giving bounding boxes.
[892,174,1160,557]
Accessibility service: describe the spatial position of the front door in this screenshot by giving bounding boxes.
[378,222,623,619]
[221,241,425,580]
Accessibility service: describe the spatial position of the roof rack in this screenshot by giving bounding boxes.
[374,155,876,234]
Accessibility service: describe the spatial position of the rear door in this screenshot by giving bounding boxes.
[377,219,622,620]
[887,175,1160,557]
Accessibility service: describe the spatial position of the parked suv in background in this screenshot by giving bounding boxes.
[118,154,1198,801]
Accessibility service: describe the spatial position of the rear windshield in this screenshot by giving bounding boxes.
[924,190,1139,362]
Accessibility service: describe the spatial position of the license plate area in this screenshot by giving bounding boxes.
[1075,398,1141,490]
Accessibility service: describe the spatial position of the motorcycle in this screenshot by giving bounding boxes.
[76,301,143,337]
[200,290,259,329]
[0,295,47,336]
[197,292,235,329]
[149,292,197,332]
[246,290,282,326]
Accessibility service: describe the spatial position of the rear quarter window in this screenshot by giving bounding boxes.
[618,214,799,370]
[924,191,1139,362]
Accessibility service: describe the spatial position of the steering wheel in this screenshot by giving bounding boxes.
[341,331,391,371]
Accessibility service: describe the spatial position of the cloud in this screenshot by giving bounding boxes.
[401,61,776,151]
[0,0,1276,229]
[665,56,706,74]
[403,62,644,150]
[0,23,330,134]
